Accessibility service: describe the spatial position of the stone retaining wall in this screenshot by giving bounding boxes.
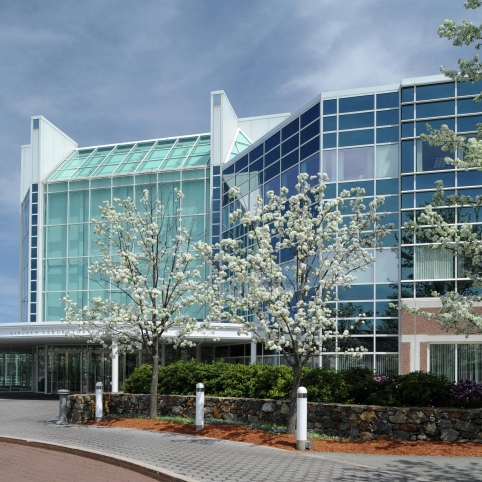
[66,393,482,442]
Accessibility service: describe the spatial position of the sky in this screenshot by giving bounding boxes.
[0,0,479,322]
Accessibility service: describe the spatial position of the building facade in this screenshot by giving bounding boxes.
[1,74,481,393]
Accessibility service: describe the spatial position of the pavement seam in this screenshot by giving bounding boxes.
[0,435,199,482]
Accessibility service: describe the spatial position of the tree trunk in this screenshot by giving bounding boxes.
[286,363,302,434]
[150,342,159,419]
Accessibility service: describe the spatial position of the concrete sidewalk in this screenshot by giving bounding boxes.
[0,396,480,482]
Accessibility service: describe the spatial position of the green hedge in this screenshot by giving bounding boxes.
[123,361,463,407]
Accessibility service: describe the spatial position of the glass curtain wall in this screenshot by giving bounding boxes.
[43,166,210,323]
[401,80,482,299]
[221,92,400,375]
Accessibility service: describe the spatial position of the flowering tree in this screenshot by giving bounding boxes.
[63,190,210,418]
[198,174,391,433]
[403,0,482,332]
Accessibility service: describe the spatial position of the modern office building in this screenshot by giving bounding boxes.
[1,74,482,393]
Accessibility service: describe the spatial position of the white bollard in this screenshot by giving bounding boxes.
[95,382,103,422]
[195,382,205,431]
[296,386,308,450]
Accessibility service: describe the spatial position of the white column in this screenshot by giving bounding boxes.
[111,345,119,393]
[250,341,257,364]
[296,387,308,450]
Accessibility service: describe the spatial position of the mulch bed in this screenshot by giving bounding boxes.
[87,418,482,457]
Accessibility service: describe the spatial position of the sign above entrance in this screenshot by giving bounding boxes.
[0,325,90,338]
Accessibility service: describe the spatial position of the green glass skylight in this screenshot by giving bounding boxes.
[229,130,252,160]
[48,134,211,181]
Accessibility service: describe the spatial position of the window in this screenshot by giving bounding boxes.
[416,140,454,171]
[339,112,374,130]
[415,246,454,280]
[401,87,414,103]
[323,150,336,181]
[338,129,374,148]
[417,100,455,118]
[376,109,399,126]
[458,98,482,115]
[376,144,398,178]
[323,99,337,115]
[377,92,399,109]
[339,95,374,113]
[338,146,374,181]
[416,83,454,101]
[323,116,336,132]
[377,127,399,143]
[458,115,482,133]
[430,344,482,382]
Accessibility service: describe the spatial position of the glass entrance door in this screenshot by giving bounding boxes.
[86,352,112,393]
[50,352,82,393]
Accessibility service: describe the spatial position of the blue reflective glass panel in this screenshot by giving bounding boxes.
[301,103,320,128]
[281,165,299,195]
[300,153,320,178]
[281,150,298,172]
[235,155,248,173]
[458,169,482,186]
[377,92,399,109]
[323,116,336,132]
[402,104,414,120]
[339,95,374,113]
[223,163,234,176]
[339,129,374,147]
[282,118,299,141]
[402,87,414,103]
[282,133,299,156]
[323,133,336,148]
[249,145,263,163]
[249,158,263,175]
[417,100,455,118]
[32,183,38,193]
[377,127,399,143]
[417,171,455,189]
[417,83,454,101]
[323,183,336,198]
[265,145,280,167]
[458,114,482,132]
[264,160,280,182]
[301,136,319,160]
[401,140,414,173]
[339,180,374,196]
[401,175,414,191]
[383,196,399,211]
[300,119,319,144]
[416,118,455,136]
[265,131,280,152]
[377,179,399,196]
[376,109,399,126]
[401,123,414,138]
[402,193,414,209]
[457,98,482,114]
[457,80,482,96]
[323,99,337,115]
[338,284,374,301]
[339,112,374,130]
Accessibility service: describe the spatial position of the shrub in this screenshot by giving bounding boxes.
[453,379,482,408]
[123,362,461,408]
[122,363,152,393]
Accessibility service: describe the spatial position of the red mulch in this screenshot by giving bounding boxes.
[87,418,482,456]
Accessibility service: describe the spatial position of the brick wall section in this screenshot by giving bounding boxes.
[401,343,411,375]
[67,393,482,442]
[419,342,428,372]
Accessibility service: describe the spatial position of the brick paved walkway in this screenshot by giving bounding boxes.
[1,396,481,482]
[0,441,155,481]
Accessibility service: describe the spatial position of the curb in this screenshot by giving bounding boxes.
[0,435,198,482]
